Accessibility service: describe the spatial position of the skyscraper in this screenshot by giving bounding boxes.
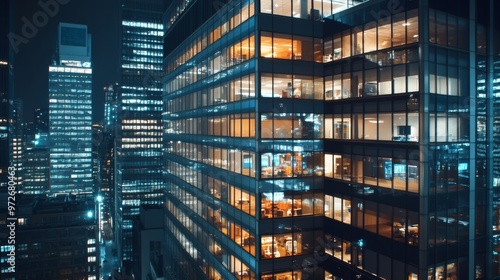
[23,109,50,194]
[0,1,14,279]
[132,204,164,279]
[9,99,23,183]
[115,0,164,261]
[23,144,50,194]
[101,84,118,238]
[34,108,49,135]
[0,93,7,188]
[92,123,103,193]
[104,83,119,134]
[0,0,9,189]
[162,0,500,279]
[49,23,93,193]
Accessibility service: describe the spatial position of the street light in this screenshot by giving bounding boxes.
[96,194,104,244]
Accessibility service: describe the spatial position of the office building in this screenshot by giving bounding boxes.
[49,22,93,193]
[115,0,165,261]
[24,108,49,149]
[24,121,36,145]
[162,0,328,278]
[100,84,118,239]
[9,99,23,184]
[23,144,50,194]
[15,193,99,280]
[0,1,14,279]
[0,189,11,278]
[104,83,119,134]
[93,123,104,190]
[132,204,163,280]
[0,0,9,189]
[102,83,118,211]
[102,84,118,201]
[23,108,50,194]
[147,251,164,280]
[112,261,135,280]
[34,108,49,136]
[162,0,500,279]
[96,122,114,206]
[0,92,8,188]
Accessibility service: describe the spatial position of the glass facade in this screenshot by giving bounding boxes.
[260,0,365,19]
[321,0,492,279]
[163,1,260,279]
[48,66,93,192]
[163,0,326,277]
[163,0,500,279]
[115,0,164,261]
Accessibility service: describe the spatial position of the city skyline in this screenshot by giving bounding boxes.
[9,0,120,123]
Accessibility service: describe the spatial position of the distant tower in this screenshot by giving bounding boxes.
[34,108,49,135]
[92,123,103,192]
[0,93,7,188]
[49,23,93,193]
[101,84,118,228]
[23,108,50,194]
[9,99,23,183]
[104,83,118,133]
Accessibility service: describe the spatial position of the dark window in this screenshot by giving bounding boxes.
[61,27,86,47]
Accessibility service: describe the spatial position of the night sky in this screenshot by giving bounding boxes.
[11,0,121,123]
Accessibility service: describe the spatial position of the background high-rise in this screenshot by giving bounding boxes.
[49,22,93,193]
